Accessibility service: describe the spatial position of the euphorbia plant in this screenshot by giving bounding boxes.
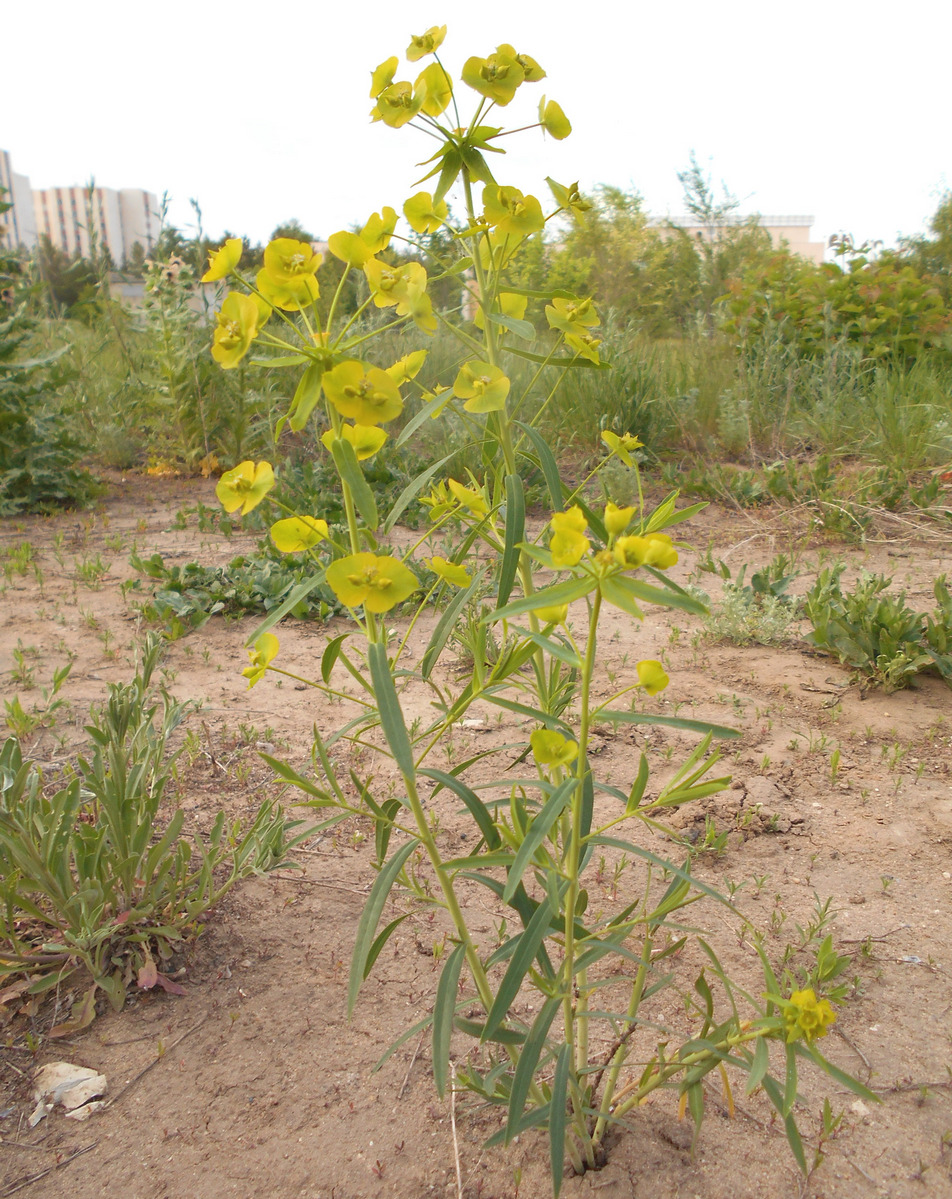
[202,27,873,1191]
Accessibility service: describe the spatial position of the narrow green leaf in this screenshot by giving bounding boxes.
[498,473,524,611]
[367,642,415,779]
[596,710,739,739]
[483,901,554,1040]
[454,1016,526,1045]
[433,943,466,1099]
[487,577,594,624]
[794,1042,879,1103]
[515,420,563,512]
[761,1076,807,1173]
[626,753,650,812]
[503,779,575,903]
[321,633,350,684]
[506,997,560,1142]
[686,1080,704,1132]
[488,312,536,341]
[512,627,581,669]
[330,438,378,530]
[501,343,610,368]
[348,838,420,1015]
[599,575,645,620]
[746,1035,770,1095]
[249,353,308,368]
[482,692,574,736]
[783,1043,799,1116]
[364,913,411,979]
[288,361,325,432]
[419,768,500,849]
[422,570,485,680]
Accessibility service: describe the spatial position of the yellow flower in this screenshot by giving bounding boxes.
[429,557,471,587]
[372,80,425,128]
[322,361,403,426]
[496,43,546,82]
[614,534,678,571]
[256,238,321,310]
[361,208,398,254]
[530,729,578,768]
[270,516,329,553]
[242,633,279,688]
[453,361,510,413]
[604,502,635,537]
[461,48,524,105]
[564,330,602,364]
[326,553,418,614]
[327,230,375,268]
[363,259,427,312]
[215,460,275,515]
[406,25,446,61]
[601,430,644,468]
[320,423,388,460]
[202,237,242,282]
[370,56,398,98]
[386,349,428,384]
[546,179,592,216]
[482,186,545,237]
[550,506,590,567]
[783,989,836,1043]
[406,289,437,334]
[416,62,453,117]
[545,296,600,335]
[447,478,489,518]
[535,603,569,626]
[211,292,269,369]
[636,660,669,696]
[538,96,571,140]
[403,191,449,235]
[474,291,528,331]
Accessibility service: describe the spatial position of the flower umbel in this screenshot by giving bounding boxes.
[215,460,275,515]
[326,553,418,614]
[530,729,578,768]
[783,989,837,1043]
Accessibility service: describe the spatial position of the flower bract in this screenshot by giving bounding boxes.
[783,989,836,1043]
[386,349,428,384]
[539,96,571,140]
[242,633,279,688]
[474,291,527,331]
[215,460,275,515]
[461,49,524,105]
[482,186,544,237]
[404,191,449,234]
[326,553,418,614]
[601,430,644,467]
[550,506,589,567]
[614,534,678,571]
[604,502,635,537]
[636,660,669,696]
[429,557,471,587]
[530,729,578,768]
[323,361,403,426]
[270,516,329,553]
[447,478,489,517]
[202,237,242,282]
[407,25,446,61]
[211,292,269,369]
[535,603,569,625]
[321,423,388,460]
[370,56,398,98]
[416,62,453,117]
[452,360,510,413]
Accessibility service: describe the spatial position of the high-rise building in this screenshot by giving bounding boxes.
[0,149,159,264]
[0,150,37,251]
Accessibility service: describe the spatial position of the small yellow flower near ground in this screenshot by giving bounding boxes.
[636,660,669,696]
[202,237,242,282]
[447,478,489,518]
[604,502,635,537]
[535,603,569,626]
[482,186,545,237]
[321,423,387,461]
[326,553,418,614]
[462,49,524,105]
[212,292,269,369]
[601,430,644,468]
[242,633,279,688]
[538,97,571,140]
[453,360,511,413]
[404,192,449,235]
[550,506,589,567]
[215,460,275,515]
[270,516,329,553]
[530,728,578,768]
[323,361,403,426]
[406,25,446,61]
[783,989,836,1043]
[428,557,471,587]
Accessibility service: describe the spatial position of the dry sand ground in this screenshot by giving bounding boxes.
[1,475,951,1198]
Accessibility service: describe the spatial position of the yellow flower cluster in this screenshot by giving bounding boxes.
[783,989,837,1043]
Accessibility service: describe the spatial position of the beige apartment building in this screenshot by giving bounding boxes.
[0,149,37,250]
[656,213,826,263]
[0,149,160,264]
[33,184,160,263]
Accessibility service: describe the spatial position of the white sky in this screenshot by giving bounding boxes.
[5,0,949,253]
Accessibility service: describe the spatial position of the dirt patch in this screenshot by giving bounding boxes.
[1,476,951,1199]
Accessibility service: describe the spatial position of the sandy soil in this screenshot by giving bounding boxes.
[1,475,951,1199]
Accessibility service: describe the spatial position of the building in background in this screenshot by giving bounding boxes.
[0,149,159,264]
[0,150,37,250]
[655,214,826,263]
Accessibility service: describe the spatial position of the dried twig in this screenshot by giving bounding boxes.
[0,1140,98,1197]
[103,1014,207,1111]
[398,1031,427,1100]
[450,1066,463,1199]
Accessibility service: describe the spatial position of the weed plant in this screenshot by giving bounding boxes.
[198,29,873,1190]
[0,635,303,1033]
